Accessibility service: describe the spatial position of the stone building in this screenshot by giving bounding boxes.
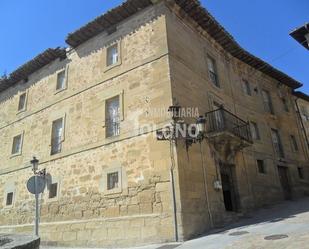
[0,0,308,247]
[293,91,309,150]
[290,23,309,50]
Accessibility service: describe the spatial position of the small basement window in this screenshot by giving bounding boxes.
[49,183,58,199]
[6,192,14,206]
[107,172,119,190]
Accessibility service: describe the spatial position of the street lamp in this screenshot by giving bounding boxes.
[30,156,39,173]
[196,115,206,135]
[168,105,181,121]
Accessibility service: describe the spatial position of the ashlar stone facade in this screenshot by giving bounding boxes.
[0,0,308,247]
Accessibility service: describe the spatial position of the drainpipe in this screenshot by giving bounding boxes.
[170,166,178,242]
[199,141,213,228]
[169,121,179,242]
[294,98,309,159]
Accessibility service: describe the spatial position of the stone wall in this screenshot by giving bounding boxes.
[0,3,177,247]
[0,0,308,247]
[165,2,309,240]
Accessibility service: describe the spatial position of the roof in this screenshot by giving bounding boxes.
[293,91,309,102]
[173,0,302,89]
[0,48,66,92]
[290,23,309,50]
[66,0,302,89]
[66,0,153,48]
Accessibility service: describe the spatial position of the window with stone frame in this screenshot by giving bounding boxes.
[262,90,274,114]
[242,80,251,96]
[257,159,266,174]
[50,118,64,155]
[282,98,289,112]
[6,192,14,206]
[207,56,219,87]
[11,134,22,155]
[106,44,119,66]
[49,182,58,199]
[301,106,309,121]
[107,172,119,190]
[271,128,284,158]
[298,167,304,179]
[250,121,260,140]
[290,135,299,152]
[18,92,27,111]
[105,96,120,138]
[56,70,66,91]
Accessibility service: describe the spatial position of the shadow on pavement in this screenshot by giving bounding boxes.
[204,197,309,236]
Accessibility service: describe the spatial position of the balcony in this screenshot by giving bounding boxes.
[205,108,252,162]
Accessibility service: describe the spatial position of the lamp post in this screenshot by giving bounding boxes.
[196,115,206,140]
[31,157,39,173]
[168,105,181,121]
[30,157,39,237]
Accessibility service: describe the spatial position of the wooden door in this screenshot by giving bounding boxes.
[278,166,292,200]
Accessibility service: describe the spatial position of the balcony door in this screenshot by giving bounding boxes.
[277,166,291,200]
[213,102,224,130]
[220,163,238,212]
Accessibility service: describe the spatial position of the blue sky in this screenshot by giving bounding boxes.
[0,0,308,93]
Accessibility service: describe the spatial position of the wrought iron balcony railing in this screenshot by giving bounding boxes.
[205,108,252,143]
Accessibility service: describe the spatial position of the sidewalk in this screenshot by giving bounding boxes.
[41,197,309,249]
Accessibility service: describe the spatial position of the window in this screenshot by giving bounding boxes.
[51,118,64,155]
[271,129,284,158]
[301,106,309,121]
[11,134,22,155]
[56,70,66,91]
[100,166,123,194]
[282,98,289,112]
[257,160,266,174]
[262,90,274,114]
[290,135,299,152]
[207,56,219,87]
[6,192,14,206]
[242,80,251,96]
[106,44,119,66]
[250,122,260,140]
[107,172,119,190]
[49,183,58,199]
[298,167,304,179]
[106,96,120,137]
[18,92,27,111]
